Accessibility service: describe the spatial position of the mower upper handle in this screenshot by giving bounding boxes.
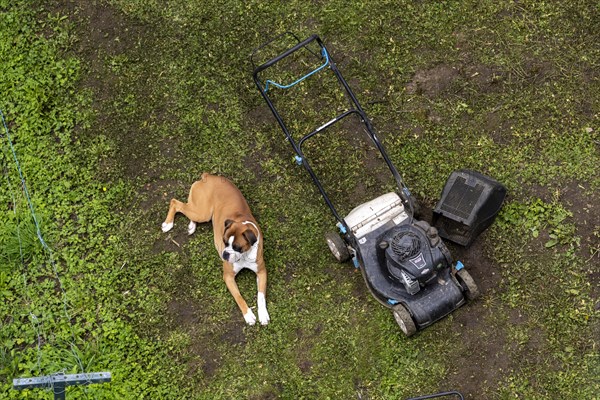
[251,32,416,234]
[252,34,321,79]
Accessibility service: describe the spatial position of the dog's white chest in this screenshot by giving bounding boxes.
[233,259,258,275]
[232,243,259,275]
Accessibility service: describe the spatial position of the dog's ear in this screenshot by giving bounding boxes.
[224,219,234,231]
[242,229,258,246]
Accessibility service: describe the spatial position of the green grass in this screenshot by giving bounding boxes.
[1,0,598,399]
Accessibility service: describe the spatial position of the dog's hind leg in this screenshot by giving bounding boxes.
[182,180,213,234]
[161,198,207,233]
[161,198,182,232]
[187,221,197,235]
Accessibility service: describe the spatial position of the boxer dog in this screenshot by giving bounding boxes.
[161,173,269,325]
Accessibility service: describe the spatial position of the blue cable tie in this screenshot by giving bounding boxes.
[387,299,399,305]
[263,47,330,93]
[455,260,464,271]
[294,155,303,165]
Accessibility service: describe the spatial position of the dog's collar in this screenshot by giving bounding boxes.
[242,220,260,243]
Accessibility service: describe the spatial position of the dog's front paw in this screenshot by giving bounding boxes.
[258,307,270,326]
[243,309,256,325]
[161,221,174,232]
[188,221,197,235]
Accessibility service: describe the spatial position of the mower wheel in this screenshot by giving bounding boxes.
[456,269,480,301]
[392,304,417,337]
[324,231,350,263]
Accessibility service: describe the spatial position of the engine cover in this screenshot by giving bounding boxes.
[381,222,452,293]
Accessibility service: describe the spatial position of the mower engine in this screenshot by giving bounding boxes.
[380,221,452,295]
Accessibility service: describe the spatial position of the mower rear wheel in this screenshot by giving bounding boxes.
[325,231,350,263]
[392,304,417,337]
[456,269,480,301]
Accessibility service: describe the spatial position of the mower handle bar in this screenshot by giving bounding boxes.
[251,33,415,234]
[406,391,464,400]
[252,33,321,77]
[251,34,352,231]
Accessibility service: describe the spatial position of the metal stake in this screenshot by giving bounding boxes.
[13,372,111,400]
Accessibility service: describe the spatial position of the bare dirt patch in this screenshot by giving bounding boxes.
[558,182,600,308]
[406,62,504,99]
[419,204,508,398]
[443,241,508,398]
[406,64,460,97]
[523,180,600,304]
[559,182,600,258]
[60,0,143,106]
[57,0,178,183]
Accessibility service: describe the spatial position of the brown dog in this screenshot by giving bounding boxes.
[161,173,269,325]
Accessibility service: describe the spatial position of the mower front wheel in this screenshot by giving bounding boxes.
[325,231,350,263]
[456,269,480,301]
[392,304,417,337]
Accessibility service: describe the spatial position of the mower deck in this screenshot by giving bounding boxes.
[355,223,466,328]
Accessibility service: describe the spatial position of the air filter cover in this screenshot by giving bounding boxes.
[432,169,506,247]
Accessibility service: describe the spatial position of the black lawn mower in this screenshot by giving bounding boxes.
[251,33,506,336]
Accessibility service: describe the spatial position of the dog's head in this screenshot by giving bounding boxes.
[222,219,259,263]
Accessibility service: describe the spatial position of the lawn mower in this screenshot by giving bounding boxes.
[251,33,505,336]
